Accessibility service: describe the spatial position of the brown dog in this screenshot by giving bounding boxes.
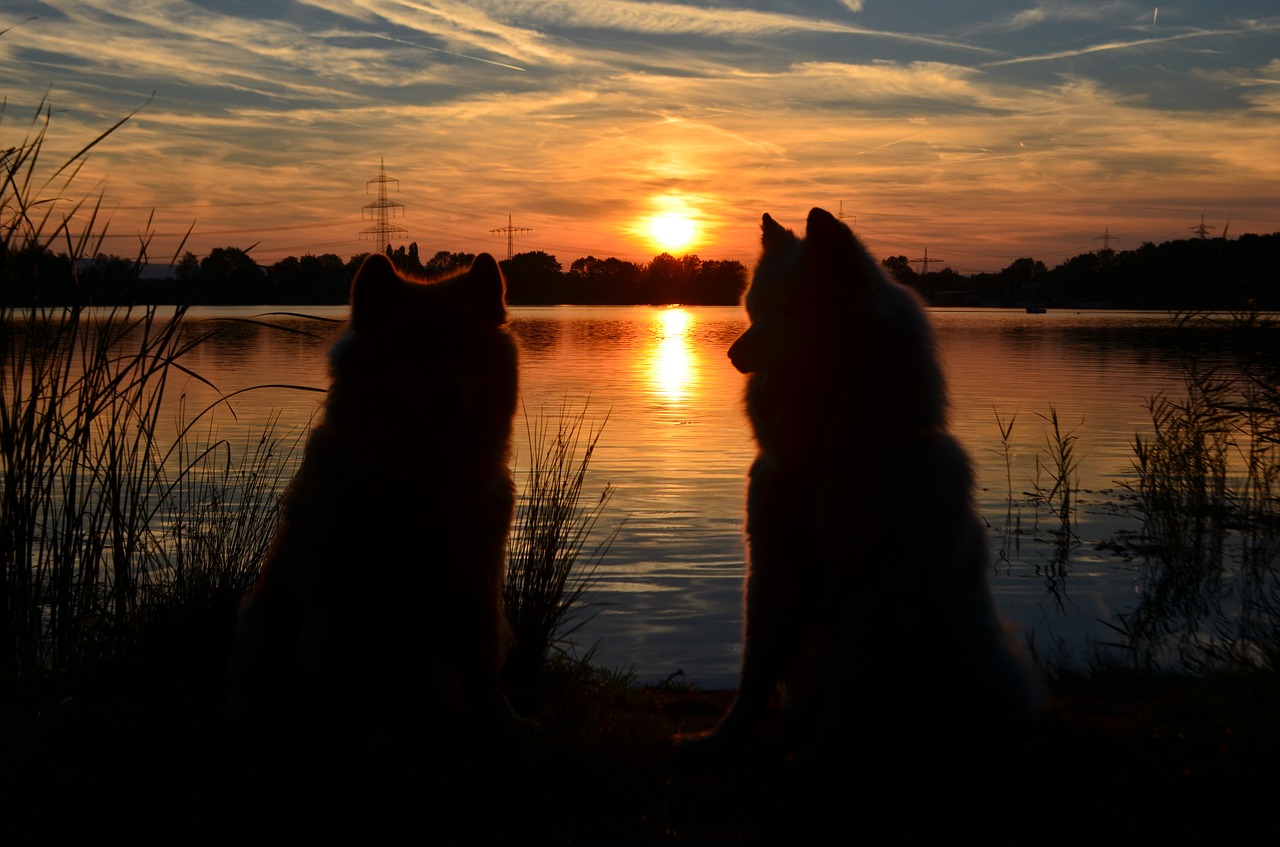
[229,252,521,744]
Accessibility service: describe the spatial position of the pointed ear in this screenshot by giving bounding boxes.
[806,206,858,260]
[805,207,860,283]
[465,252,508,324]
[761,213,795,252]
[805,207,846,241]
[350,253,402,326]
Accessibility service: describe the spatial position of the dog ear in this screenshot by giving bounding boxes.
[761,213,795,252]
[463,252,509,325]
[805,207,847,242]
[804,207,861,284]
[349,253,403,326]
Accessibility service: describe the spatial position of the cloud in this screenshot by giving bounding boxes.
[348,0,578,67]
[983,22,1280,67]
[451,0,992,55]
[987,1,1135,33]
[4,0,1278,270]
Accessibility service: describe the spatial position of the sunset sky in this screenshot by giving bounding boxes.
[4,1,1278,273]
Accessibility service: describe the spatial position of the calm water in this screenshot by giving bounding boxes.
[178,306,1204,687]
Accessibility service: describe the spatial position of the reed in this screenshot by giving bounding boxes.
[1031,407,1081,606]
[503,402,621,687]
[988,406,1022,573]
[988,406,1080,603]
[134,412,304,661]
[1,89,300,675]
[2,87,618,681]
[1113,311,1280,671]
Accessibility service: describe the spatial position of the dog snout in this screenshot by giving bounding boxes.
[727,333,754,374]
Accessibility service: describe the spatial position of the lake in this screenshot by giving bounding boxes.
[178,305,1209,687]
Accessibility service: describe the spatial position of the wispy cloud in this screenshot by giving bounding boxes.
[2,0,1277,269]
[979,1,1136,33]
[983,22,1280,67]
[459,0,994,54]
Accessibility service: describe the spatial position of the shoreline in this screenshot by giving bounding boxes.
[5,660,1276,843]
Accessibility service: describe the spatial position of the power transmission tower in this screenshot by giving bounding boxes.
[361,159,408,255]
[838,201,856,232]
[490,214,532,260]
[1190,213,1217,240]
[910,246,943,276]
[1094,226,1118,251]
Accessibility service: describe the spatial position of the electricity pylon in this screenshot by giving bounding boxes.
[1190,213,1217,240]
[490,214,532,260]
[910,246,943,276]
[361,159,408,254]
[1094,226,1118,251]
[838,201,856,232]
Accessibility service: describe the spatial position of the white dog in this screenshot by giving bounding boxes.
[678,209,1044,764]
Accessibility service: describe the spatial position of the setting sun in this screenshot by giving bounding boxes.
[647,213,698,253]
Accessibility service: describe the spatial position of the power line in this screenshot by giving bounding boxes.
[361,158,408,254]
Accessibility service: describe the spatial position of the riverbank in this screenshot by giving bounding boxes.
[4,659,1276,844]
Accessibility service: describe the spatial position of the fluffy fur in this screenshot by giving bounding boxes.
[228,252,521,743]
[679,208,1043,762]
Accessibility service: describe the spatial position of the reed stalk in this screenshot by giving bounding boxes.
[1,81,299,675]
[1113,311,1280,671]
[503,402,620,685]
[989,406,1021,573]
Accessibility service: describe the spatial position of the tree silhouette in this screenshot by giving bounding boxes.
[77,253,139,303]
[0,242,73,306]
[200,247,264,304]
[424,250,476,277]
[566,256,643,304]
[881,255,916,286]
[13,230,1275,309]
[269,253,348,304]
[692,259,748,304]
[502,251,563,304]
[646,253,684,304]
[387,241,424,276]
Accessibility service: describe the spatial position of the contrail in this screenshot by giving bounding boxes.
[854,133,923,156]
[372,33,527,72]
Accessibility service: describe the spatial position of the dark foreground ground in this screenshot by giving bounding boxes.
[3,659,1278,846]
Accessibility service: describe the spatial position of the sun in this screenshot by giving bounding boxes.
[646,212,698,253]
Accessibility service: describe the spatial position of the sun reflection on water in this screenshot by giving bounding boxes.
[648,307,695,402]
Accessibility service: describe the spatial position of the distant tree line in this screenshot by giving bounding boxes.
[4,232,1278,311]
[380,245,748,306]
[0,241,748,307]
[883,232,1280,311]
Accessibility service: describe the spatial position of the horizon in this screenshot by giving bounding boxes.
[124,224,1272,282]
[3,2,1278,273]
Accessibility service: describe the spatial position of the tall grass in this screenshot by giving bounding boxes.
[3,88,618,684]
[1112,312,1280,671]
[136,412,303,661]
[988,406,1081,605]
[0,91,302,675]
[503,402,620,686]
[1030,407,1081,606]
[989,407,1022,574]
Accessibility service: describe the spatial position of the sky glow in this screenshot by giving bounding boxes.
[3,1,1277,272]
